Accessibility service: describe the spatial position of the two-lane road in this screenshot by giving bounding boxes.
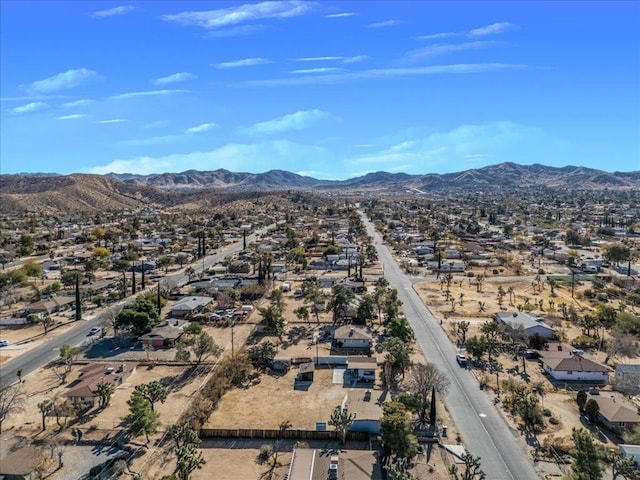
[0,229,265,389]
[361,211,538,480]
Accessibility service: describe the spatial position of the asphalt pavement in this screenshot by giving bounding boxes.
[360,211,539,480]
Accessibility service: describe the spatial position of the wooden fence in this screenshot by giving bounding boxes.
[199,428,369,442]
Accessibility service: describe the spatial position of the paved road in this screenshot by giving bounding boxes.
[0,230,264,389]
[360,211,539,480]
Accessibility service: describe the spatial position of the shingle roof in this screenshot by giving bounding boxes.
[590,394,640,423]
[542,355,609,372]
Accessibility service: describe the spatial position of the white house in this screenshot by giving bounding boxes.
[347,357,377,382]
[540,352,609,382]
[333,326,372,350]
[495,312,555,338]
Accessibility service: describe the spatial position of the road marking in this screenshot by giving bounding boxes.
[479,413,487,418]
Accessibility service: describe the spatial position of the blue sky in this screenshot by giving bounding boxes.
[1,1,639,179]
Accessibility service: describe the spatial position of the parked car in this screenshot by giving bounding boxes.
[88,326,102,336]
[456,353,468,366]
[0,340,9,347]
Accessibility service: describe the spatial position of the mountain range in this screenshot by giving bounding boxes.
[1,162,638,214]
[107,162,640,191]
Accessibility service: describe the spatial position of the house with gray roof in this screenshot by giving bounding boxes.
[496,312,555,338]
[615,364,640,394]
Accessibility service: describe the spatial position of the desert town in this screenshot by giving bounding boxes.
[0,187,639,480]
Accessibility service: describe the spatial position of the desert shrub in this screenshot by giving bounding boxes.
[543,408,552,417]
[571,334,598,348]
[583,289,596,299]
[548,417,559,425]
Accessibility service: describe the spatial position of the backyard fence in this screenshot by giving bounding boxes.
[199,428,369,442]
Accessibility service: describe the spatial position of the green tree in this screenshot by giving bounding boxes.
[157,256,175,273]
[175,444,206,480]
[356,293,375,325]
[37,315,55,336]
[135,381,168,412]
[192,332,222,365]
[466,336,487,362]
[327,284,355,323]
[247,341,277,370]
[383,337,412,380]
[22,259,43,280]
[75,273,82,321]
[167,421,200,449]
[623,424,640,444]
[570,428,603,480]
[386,316,415,344]
[124,390,160,443]
[329,405,356,444]
[576,390,588,413]
[584,398,600,423]
[605,451,638,480]
[380,401,419,462]
[458,452,487,480]
[96,380,116,408]
[602,244,631,266]
[258,305,285,339]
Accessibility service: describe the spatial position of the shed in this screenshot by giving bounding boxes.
[297,362,314,382]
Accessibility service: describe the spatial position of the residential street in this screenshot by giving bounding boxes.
[0,230,262,389]
[360,210,540,480]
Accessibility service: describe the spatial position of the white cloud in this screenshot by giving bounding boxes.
[87,140,332,176]
[92,5,137,18]
[186,123,218,133]
[293,55,369,64]
[403,41,498,61]
[152,72,196,85]
[242,109,332,135]
[206,24,267,37]
[419,22,515,40]
[213,58,272,69]
[295,56,343,62]
[342,55,369,64]
[368,19,401,28]
[326,12,356,18]
[244,63,532,86]
[11,101,48,114]
[469,22,515,37]
[289,67,342,74]
[350,121,566,172]
[27,68,102,94]
[61,99,94,108]
[57,114,85,120]
[161,1,314,31]
[98,119,127,124]
[109,89,190,100]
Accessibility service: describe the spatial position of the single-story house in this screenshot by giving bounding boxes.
[287,449,377,480]
[140,319,190,348]
[347,357,377,382]
[540,352,609,382]
[495,312,555,338]
[615,364,640,394]
[169,296,213,317]
[587,392,640,434]
[0,445,42,479]
[333,326,372,350]
[25,296,75,315]
[619,444,640,470]
[66,362,136,407]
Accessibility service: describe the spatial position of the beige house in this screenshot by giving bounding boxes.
[587,392,640,434]
[66,362,136,407]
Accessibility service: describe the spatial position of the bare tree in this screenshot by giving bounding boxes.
[0,384,26,433]
[403,363,450,427]
[604,327,638,364]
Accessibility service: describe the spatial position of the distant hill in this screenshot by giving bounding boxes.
[0,174,168,214]
[2,162,639,213]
